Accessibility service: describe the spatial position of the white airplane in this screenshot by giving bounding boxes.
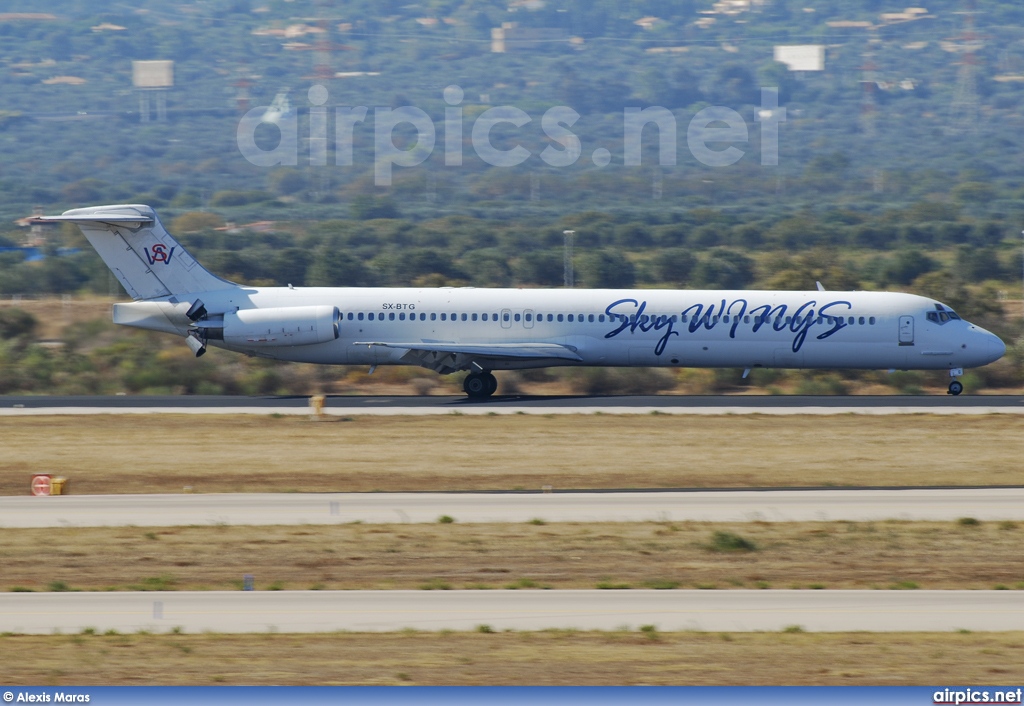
[44,204,1005,398]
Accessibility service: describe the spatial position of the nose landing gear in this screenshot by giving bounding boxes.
[464,371,498,399]
[947,367,964,396]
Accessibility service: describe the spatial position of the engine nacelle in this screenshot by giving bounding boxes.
[217,305,340,347]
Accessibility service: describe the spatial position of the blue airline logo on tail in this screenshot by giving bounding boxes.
[143,244,175,265]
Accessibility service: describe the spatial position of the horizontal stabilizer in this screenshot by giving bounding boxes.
[41,211,154,227]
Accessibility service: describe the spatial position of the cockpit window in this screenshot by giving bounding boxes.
[927,309,961,325]
[929,303,962,325]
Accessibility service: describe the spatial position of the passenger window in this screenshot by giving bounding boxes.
[869,317,875,325]
[420,313,426,321]
[503,313,510,322]
[599,314,605,322]
[547,314,553,322]
[526,313,532,322]
[482,313,488,321]
[471,313,478,321]
[461,313,467,321]
[568,314,574,322]
[357,312,364,321]
[387,313,394,321]
[578,314,584,321]
[588,314,595,322]
[440,313,447,321]
[514,313,521,322]
[492,313,498,320]
[858,317,864,325]
[681,314,688,323]
[723,315,730,323]
[451,313,456,320]
[557,314,564,322]
[347,312,353,321]
[431,313,437,321]
[744,315,750,324]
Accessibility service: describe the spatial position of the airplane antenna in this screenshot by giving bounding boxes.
[563,230,575,288]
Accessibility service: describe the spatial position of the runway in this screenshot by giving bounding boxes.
[2,590,1021,634]
[4,488,1023,528]
[2,394,1024,415]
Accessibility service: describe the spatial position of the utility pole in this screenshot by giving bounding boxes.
[563,230,575,288]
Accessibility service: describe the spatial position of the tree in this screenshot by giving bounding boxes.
[713,63,757,106]
[514,250,564,286]
[350,195,399,220]
[306,247,374,287]
[577,249,635,288]
[651,248,696,286]
[691,249,754,289]
[171,212,225,234]
[268,168,307,196]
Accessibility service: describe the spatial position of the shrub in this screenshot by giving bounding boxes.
[709,531,757,552]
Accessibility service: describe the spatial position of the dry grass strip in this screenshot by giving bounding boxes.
[2,630,1023,685]
[2,414,1023,495]
[4,520,1023,592]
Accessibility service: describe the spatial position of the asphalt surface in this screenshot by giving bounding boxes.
[2,394,1023,415]
[4,488,1024,528]
[2,590,1020,634]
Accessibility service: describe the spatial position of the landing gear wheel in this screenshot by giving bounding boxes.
[464,372,495,399]
[948,380,964,396]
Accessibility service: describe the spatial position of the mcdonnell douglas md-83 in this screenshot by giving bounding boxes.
[44,205,1005,398]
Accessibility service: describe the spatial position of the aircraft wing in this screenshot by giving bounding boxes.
[354,341,582,360]
[353,341,582,373]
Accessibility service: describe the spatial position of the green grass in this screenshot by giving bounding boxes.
[418,579,452,590]
[709,531,757,552]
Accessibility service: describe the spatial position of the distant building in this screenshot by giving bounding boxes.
[491,22,565,53]
[132,60,174,122]
[773,45,825,72]
[826,20,873,29]
[634,16,665,31]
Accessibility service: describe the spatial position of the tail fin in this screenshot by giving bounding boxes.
[43,204,233,300]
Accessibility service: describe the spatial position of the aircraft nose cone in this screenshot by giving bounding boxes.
[971,327,1005,365]
[989,333,1007,362]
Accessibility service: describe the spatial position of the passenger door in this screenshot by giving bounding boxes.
[898,315,914,346]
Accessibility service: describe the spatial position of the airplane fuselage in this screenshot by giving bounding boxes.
[45,205,1006,398]
[114,285,1004,374]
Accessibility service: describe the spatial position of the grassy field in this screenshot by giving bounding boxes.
[4,520,1023,592]
[2,414,1024,495]
[4,412,1022,685]
[3,630,1023,685]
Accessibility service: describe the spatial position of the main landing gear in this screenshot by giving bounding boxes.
[464,371,498,399]
[947,367,964,396]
